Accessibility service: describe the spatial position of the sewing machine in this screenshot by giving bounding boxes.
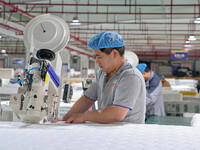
[10,14,70,123]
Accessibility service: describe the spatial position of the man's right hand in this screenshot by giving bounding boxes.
[51,117,64,123]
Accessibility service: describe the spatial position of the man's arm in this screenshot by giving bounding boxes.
[146,82,162,105]
[52,95,94,123]
[66,106,129,124]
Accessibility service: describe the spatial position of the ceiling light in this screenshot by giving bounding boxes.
[1,49,6,54]
[71,16,81,25]
[183,48,194,51]
[188,35,196,41]
[184,44,192,48]
[0,35,1,39]
[71,22,81,25]
[183,48,190,50]
[185,40,190,44]
[194,16,200,23]
[72,16,79,23]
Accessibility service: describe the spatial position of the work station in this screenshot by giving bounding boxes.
[0,0,200,149]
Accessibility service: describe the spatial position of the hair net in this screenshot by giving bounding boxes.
[158,74,164,79]
[87,31,124,49]
[136,63,147,73]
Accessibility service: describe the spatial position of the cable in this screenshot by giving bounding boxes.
[17,78,29,85]
[27,66,41,73]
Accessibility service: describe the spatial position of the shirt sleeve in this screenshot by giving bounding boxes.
[84,77,98,101]
[146,81,162,105]
[113,73,142,110]
[147,74,160,94]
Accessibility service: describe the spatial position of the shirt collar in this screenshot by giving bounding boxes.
[102,61,131,77]
[145,71,154,86]
[116,61,131,75]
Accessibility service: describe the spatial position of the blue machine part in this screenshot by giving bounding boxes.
[47,64,60,87]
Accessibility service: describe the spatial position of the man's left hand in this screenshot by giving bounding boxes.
[66,113,87,124]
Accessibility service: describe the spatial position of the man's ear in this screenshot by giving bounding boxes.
[111,49,119,58]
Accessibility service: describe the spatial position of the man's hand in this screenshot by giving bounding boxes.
[66,113,87,124]
[51,117,64,123]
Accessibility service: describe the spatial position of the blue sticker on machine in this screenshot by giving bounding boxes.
[47,64,60,87]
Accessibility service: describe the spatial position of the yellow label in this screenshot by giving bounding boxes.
[171,50,188,53]
[45,73,49,84]
[179,91,197,96]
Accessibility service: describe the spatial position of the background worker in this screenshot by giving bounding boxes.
[158,74,171,87]
[53,31,146,124]
[136,63,165,119]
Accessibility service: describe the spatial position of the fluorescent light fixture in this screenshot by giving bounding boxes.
[71,16,81,25]
[183,48,193,51]
[185,40,190,44]
[183,48,189,50]
[184,44,192,48]
[72,16,79,23]
[188,35,196,41]
[71,22,81,25]
[1,49,6,54]
[0,35,1,39]
[194,16,200,23]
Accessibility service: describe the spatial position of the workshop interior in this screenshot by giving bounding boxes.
[0,0,200,149]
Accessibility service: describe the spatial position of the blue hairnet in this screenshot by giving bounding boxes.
[87,31,124,49]
[136,63,147,73]
[158,74,164,79]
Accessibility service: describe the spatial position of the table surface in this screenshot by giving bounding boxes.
[146,116,192,126]
[0,121,200,150]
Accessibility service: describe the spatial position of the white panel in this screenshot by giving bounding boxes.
[0,68,14,78]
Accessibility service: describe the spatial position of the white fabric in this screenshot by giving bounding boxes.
[0,85,19,94]
[162,87,183,102]
[0,68,14,79]
[0,122,200,150]
[191,114,200,127]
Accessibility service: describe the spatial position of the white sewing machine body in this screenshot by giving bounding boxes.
[10,14,70,123]
[10,56,60,123]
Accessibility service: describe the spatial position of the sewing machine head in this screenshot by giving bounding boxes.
[10,14,70,123]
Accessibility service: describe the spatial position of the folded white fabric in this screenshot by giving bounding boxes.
[191,114,200,127]
[0,122,200,150]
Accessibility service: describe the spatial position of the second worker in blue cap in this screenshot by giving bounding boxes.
[53,31,146,124]
[136,63,165,120]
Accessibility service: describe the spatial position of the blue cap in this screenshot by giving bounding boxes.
[158,74,164,79]
[87,31,124,49]
[136,63,147,73]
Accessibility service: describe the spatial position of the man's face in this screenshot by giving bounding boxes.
[142,71,151,81]
[93,49,114,73]
[160,78,164,82]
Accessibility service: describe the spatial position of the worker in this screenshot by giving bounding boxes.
[52,31,146,124]
[158,74,171,87]
[136,63,165,119]
[195,80,200,93]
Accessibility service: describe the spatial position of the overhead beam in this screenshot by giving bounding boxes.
[9,3,200,7]
[0,0,34,19]
[0,27,23,39]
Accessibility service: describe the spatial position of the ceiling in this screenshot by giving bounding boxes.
[1,0,200,59]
